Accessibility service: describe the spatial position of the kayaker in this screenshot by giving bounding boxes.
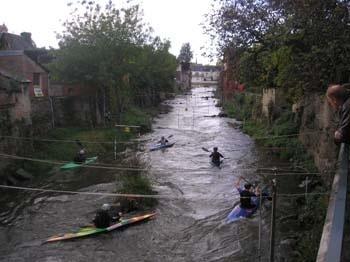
[158,136,169,146]
[118,197,139,213]
[326,83,350,144]
[209,147,224,166]
[235,177,260,209]
[93,203,121,228]
[74,149,86,163]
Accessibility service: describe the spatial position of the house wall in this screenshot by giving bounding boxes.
[0,54,48,97]
[9,84,31,124]
[191,70,220,83]
[0,81,33,170]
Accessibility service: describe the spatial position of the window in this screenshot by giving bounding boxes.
[33,73,40,86]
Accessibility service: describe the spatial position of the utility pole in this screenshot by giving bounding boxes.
[258,190,263,262]
[269,178,277,262]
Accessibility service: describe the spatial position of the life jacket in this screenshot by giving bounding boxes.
[93,209,111,228]
[210,152,222,164]
[74,153,86,163]
[240,190,255,209]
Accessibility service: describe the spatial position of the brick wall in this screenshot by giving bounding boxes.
[0,53,48,97]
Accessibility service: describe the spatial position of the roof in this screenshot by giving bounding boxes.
[0,50,24,57]
[0,32,36,50]
[0,69,31,83]
[0,50,50,73]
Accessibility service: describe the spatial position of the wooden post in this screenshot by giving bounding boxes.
[114,136,117,160]
[269,178,277,262]
[258,190,263,262]
[48,96,55,128]
[305,176,309,205]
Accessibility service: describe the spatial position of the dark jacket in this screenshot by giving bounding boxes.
[237,188,256,209]
[337,96,350,144]
[210,151,223,164]
[93,209,112,228]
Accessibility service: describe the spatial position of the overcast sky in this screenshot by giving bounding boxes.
[0,0,217,64]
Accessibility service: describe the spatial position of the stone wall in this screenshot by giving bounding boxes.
[296,93,338,182]
[175,63,191,91]
[30,94,103,130]
[50,95,101,127]
[261,88,286,119]
[262,88,276,117]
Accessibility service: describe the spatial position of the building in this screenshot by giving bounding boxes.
[0,50,49,97]
[191,63,220,85]
[220,49,245,100]
[175,62,191,91]
[0,32,49,97]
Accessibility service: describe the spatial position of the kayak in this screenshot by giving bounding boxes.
[60,156,98,170]
[211,160,223,167]
[150,142,175,151]
[226,193,268,223]
[45,212,156,243]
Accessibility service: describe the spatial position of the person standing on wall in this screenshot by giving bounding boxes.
[326,83,350,144]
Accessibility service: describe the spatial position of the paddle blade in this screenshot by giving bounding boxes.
[201,147,210,152]
[168,135,173,139]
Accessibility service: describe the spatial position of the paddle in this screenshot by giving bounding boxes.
[202,147,229,159]
[75,139,83,149]
[238,175,251,185]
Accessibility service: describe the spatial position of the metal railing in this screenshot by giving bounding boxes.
[317,143,349,262]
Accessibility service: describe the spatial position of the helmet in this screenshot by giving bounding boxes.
[161,136,165,139]
[79,149,85,154]
[213,147,218,151]
[101,203,110,211]
[244,183,252,190]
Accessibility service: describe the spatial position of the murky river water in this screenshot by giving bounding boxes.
[0,86,275,262]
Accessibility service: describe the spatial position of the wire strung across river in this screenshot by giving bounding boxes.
[0,184,330,200]
[0,153,149,172]
[0,130,322,145]
[0,153,326,176]
[0,135,139,144]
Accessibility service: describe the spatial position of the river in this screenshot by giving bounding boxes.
[0,86,275,262]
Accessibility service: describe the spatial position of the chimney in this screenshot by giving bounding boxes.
[20,32,32,44]
[0,23,8,33]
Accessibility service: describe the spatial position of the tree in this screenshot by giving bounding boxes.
[177,43,193,64]
[48,0,177,120]
[206,0,350,100]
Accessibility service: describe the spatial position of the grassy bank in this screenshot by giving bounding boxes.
[223,94,327,261]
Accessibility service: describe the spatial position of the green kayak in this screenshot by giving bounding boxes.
[60,156,98,170]
[45,212,156,243]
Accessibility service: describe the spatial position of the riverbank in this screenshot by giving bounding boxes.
[222,93,328,261]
